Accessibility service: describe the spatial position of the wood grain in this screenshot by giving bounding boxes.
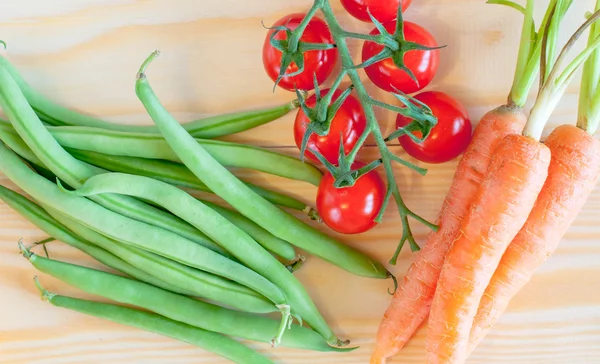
[1,0,600,363]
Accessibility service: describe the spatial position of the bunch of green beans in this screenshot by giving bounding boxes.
[0,51,390,361]
[0,119,323,186]
[66,148,311,212]
[0,128,297,263]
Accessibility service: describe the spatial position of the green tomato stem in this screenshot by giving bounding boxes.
[319,0,435,256]
[288,1,322,52]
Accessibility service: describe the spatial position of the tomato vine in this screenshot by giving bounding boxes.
[267,0,441,263]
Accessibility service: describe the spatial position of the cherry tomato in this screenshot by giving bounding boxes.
[317,163,386,234]
[362,21,439,94]
[294,89,367,165]
[341,0,413,23]
[263,14,338,92]
[396,91,472,164]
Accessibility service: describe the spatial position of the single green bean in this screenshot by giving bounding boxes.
[0,184,188,295]
[42,125,322,186]
[0,122,44,167]
[34,279,274,364]
[64,171,337,345]
[0,143,287,312]
[202,200,298,262]
[0,124,109,179]
[136,53,390,279]
[47,209,276,313]
[0,55,295,138]
[67,148,309,211]
[0,66,228,257]
[23,250,353,353]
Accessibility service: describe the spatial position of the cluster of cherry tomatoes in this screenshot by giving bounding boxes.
[262,0,472,235]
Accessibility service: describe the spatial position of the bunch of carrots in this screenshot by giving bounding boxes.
[372,0,600,363]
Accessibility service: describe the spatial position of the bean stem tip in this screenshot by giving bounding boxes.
[33,276,55,302]
[137,50,161,79]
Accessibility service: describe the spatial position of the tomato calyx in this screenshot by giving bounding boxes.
[312,138,383,189]
[356,8,444,85]
[383,91,438,143]
[265,18,337,88]
[295,80,355,161]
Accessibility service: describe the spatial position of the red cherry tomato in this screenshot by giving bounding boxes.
[396,91,472,164]
[294,89,367,165]
[317,163,386,234]
[341,0,413,23]
[263,14,338,92]
[362,21,440,94]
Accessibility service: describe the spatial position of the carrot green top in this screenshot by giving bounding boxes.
[524,1,600,141]
[578,0,600,136]
[493,0,573,108]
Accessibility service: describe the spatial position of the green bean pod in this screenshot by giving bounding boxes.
[24,252,353,353]
[0,143,287,310]
[0,184,190,295]
[136,54,390,277]
[0,67,228,257]
[47,210,276,314]
[67,148,309,211]
[34,281,274,364]
[0,55,294,138]
[202,200,298,262]
[0,122,45,167]
[43,125,322,186]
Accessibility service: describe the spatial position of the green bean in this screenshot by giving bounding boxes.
[23,250,353,353]
[0,123,108,178]
[0,143,287,314]
[0,121,44,167]
[67,148,309,211]
[0,55,295,138]
[42,125,322,186]
[63,171,338,345]
[201,200,298,262]
[0,66,228,257]
[33,279,274,364]
[46,209,276,314]
[0,184,189,295]
[136,53,390,278]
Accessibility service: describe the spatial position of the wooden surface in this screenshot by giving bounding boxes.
[1,0,600,363]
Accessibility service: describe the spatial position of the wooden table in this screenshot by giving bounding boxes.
[1,1,599,363]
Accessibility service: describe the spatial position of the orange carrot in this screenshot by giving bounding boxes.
[370,1,563,360]
[425,134,551,364]
[370,106,526,364]
[468,125,600,353]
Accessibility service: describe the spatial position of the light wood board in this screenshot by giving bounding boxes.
[1,0,599,363]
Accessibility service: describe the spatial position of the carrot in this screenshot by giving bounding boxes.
[425,134,550,364]
[469,1,600,351]
[427,6,600,363]
[370,106,525,364]
[370,1,562,361]
[468,125,600,352]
